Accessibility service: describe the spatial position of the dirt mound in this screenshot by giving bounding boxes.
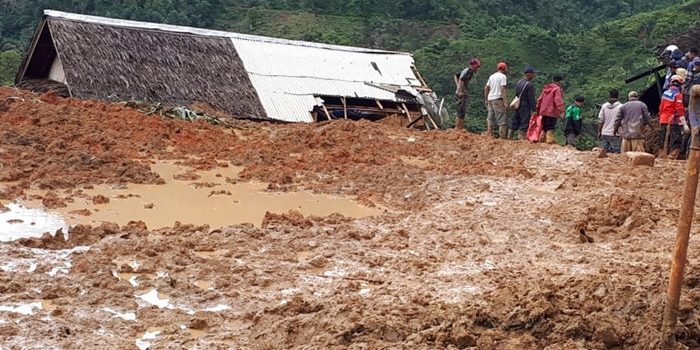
[575,194,659,242]
[261,210,350,229]
[2,89,699,349]
[15,222,147,249]
[0,88,244,199]
[0,88,538,210]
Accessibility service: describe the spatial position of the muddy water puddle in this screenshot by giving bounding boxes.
[187,328,207,338]
[11,162,383,231]
[136,328,163,350]
[0,300,59,316]
[0,203,68,241]
[116,272,157,287]
[194,280,213,290]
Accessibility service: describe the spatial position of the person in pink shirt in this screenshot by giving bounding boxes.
[536,75,565,144]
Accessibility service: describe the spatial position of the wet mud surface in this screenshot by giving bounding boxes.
[1,88,700,349]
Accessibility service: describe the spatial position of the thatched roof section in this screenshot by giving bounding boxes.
[48,18,267,120]
[16,79,70,97]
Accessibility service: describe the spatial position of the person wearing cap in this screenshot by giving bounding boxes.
[454,58,481,131]
[536,75,565,144]
[484,62,509,138]
[659,75,687,158]
[598,89,622,153]
[508,67,537,140]
[614,91,651,153]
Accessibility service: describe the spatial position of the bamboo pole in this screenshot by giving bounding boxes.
[342,97,347,119]
[661,149,700,348]
[406,115,422,128]
[321,104,332,121]
[661,85,700,348]
[427,113,439,130]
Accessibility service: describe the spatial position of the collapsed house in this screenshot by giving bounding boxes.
[16,10,445,126]
[626,26,700,114]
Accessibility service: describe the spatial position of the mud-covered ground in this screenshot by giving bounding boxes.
[1,88,700,349]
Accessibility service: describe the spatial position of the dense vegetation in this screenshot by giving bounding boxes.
[1,0,699,139]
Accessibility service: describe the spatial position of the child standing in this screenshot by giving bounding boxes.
[564,96,585,147]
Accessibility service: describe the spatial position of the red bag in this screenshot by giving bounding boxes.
[527,115,543,142]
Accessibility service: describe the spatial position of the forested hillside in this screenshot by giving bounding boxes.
[1,0,699,131]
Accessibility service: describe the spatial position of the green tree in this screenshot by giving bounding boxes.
[0,50,22,86]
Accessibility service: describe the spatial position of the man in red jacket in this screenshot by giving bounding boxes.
[659,75,687,158]
[536,75,565,144]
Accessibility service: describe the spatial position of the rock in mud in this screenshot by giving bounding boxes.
[173,172,201,181]
[69,209,92,216]
[189,317,208,330]
[92,195,110,205]
[623,151,655,167]
[592,147,608,158]
[42,192,67,209]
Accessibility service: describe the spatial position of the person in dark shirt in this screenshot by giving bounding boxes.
[686,60,700,92]
[454,58,481,131]
[508,67,537,140]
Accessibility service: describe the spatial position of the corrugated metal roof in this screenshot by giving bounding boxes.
[42,10,424,123]
[246,76,416,122]
[231,38,421,123]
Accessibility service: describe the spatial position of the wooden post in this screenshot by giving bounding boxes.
[412,65,430,88]
[406,115,422,128]
[426,114,439,130]
[321,104,332,121]
[661,86,700,348]
[375,100,384,110]
[342,97,347,119]
[661,149,700,348]
[401,103,415,128]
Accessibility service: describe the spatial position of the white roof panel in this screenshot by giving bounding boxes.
[231,38,421,123]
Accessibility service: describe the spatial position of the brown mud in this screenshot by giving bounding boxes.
[1,87,700,349]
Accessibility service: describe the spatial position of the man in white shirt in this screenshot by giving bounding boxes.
[598,89,622,153]
[484,62,508,138]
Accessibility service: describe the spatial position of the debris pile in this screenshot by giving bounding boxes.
[1,88,699,349]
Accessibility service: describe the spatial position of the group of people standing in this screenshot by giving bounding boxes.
[654,46,700,158]
[454,46,700,156]
[454,59,587,146]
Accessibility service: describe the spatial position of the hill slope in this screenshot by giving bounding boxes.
[0,0,698,131]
